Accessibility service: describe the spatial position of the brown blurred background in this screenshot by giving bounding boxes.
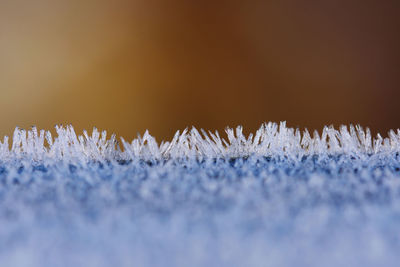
[1,0,399,141]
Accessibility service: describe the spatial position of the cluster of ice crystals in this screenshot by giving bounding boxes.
[0,122,400,267]
[1,122,399,162]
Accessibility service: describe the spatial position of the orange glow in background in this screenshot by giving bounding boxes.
[1,1,399,141]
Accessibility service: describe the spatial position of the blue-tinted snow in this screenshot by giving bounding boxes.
[0,123,400,267]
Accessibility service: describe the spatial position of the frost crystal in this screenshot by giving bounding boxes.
[0,122,400,267]
[2,122,399,161]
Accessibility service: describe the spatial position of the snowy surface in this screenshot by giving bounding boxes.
[1,122,400,267]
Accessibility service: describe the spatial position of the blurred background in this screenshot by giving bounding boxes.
[1,0,399,141]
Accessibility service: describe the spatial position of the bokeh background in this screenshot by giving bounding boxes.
[1,0,399,141]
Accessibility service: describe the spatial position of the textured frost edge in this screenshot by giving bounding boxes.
[1,121,399,161]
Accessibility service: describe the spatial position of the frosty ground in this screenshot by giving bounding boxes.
[0,122,399,267]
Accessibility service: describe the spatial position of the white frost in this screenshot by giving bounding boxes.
[1,122,399,161]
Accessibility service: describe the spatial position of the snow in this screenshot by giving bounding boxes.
[0,122,400,267]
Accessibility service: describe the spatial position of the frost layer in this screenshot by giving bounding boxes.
[0,122,400,267]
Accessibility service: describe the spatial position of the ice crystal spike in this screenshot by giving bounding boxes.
[1,122,399,162]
